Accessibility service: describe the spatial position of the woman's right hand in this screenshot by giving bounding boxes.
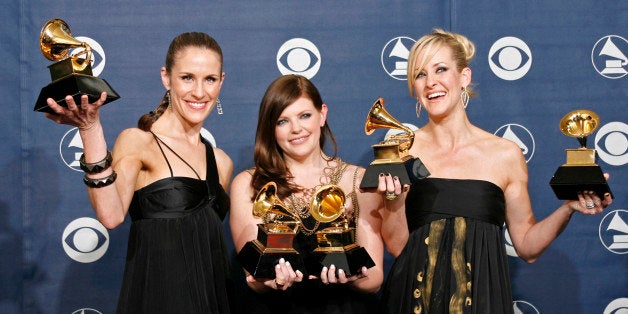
[45,92,107,131]
[246,258,304,291]
[377,173,408,205]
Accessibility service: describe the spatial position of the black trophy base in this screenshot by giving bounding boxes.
[236,241,305,279]
[310,245,375,277]
[360,157,430,189]
[34,74,120,113]
[550,165,613,200]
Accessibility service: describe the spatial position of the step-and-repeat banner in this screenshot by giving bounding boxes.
[2,1,626,313]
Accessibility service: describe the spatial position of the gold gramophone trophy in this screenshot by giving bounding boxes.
[236,182,305,278]
[308,185,375,277]
[34,19,119,113]
[549,109,613,200]
[359,98,430,189]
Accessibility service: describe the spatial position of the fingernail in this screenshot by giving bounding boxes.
[279,258,285,263]
[296,270,303,276]
[285,261,291,266]
[322,266,328,272]
[379,173,384,177]
[330,264,335,269]
[393,176,399,181]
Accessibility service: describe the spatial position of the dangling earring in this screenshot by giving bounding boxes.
[216,98,223,115]
[166,90,172,110]
[415,98,422,118]
[461,87,470,109]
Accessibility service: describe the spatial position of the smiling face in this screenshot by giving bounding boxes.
[412,45,470,118]
[161,46,224,126]
[274,96,328,162]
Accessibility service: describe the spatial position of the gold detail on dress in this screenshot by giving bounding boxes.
[424,236,429,245]
[424,219,445,312]
[449,217,471,313]
[465,297,472,306]
[413,288,421,298]
[416,271,423,282]
[413,305,422,314]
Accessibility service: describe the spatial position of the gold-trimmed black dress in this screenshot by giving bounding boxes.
[383,178,513,314]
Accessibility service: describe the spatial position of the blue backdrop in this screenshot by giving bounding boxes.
[2,1,626,313]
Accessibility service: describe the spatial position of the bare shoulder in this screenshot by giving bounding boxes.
[113,128,153,155]
[212,146,233,169]
[231,170,253,188]
[480,131,524,163]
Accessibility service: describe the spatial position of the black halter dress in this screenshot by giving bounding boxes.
[116,135,231,313]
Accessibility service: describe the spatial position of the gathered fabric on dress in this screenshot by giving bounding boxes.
[117,134,231,314]
[383,178,513,314]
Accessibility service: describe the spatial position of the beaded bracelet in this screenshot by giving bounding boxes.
[83,171,117,188]
[79,151,113,174]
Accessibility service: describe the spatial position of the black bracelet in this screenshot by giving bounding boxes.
[83,171,117,188]
[80,151,113,174]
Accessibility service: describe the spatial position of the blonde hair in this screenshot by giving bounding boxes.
[407,28,476,98]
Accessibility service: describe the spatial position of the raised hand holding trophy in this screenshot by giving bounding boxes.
[549,109,613,200]
[236,182,305,278]
[359,98,430,189]
[34,19,119,113]
[308,185,375,277]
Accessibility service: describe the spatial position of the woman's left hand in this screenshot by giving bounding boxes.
[566,174,613,215]
[567,190,612,215]
[45,92,107,131]
[315,265,369,285]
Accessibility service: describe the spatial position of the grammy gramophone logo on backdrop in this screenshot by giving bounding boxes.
[34,19,119,113]
[591,35,627,79]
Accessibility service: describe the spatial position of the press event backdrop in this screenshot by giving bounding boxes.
[2,1,626,313]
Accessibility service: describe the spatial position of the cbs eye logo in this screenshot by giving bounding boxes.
[488,37,532,81]
[595,122,628,166]
[72,37,106,77]
[276,38,321,79]
[62,217,109,263]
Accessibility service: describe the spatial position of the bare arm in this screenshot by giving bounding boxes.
[46,93,140,229]
[377,174,409,257]
[213,147,233,191]
[349,168,385,293]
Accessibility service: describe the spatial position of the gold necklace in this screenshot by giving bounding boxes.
[286,158,347,235]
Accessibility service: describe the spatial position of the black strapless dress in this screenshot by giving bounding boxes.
[383,178,513,314]
[116,138,231,313]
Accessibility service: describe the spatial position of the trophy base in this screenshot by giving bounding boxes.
[309,244,375,277]
[236,240,305,279]
[34,73,120,113]
[550,164,613,200]
[359,157,430,189]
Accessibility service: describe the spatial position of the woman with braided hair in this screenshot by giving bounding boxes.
[45,32,233,313]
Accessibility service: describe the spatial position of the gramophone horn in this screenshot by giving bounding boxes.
[253,182,300,221]
[365,98,414,136]
[559,110,600,138]
[40,19,91,70]
[310,185,345,223]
